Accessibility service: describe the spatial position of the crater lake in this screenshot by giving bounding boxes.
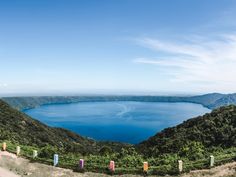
[24,101,210,144]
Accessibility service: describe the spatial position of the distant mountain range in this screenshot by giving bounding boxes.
[1,93,236,110]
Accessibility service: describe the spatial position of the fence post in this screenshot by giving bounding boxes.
[210,155,214,167]
[54,154,59,166]
[109,161,115,173]
[143,162,148,172]
[79,159,84,169]
[33,150,38,158]
[178,160,183,173]
[16,146,20,156]
[2,142,6,151]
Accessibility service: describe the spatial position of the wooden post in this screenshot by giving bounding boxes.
[178,160,183,173]
[54,154,59,166]
[210,155,214,167]
[79,159,84,169]
[143,162,148,172]
[33,150,38,158]
[16,146,20,156]
[109,161,115,173]
[2,142,6,151]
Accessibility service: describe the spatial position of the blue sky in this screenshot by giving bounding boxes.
[1,0,236,96]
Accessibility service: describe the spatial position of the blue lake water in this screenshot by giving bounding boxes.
[24,101,210,144]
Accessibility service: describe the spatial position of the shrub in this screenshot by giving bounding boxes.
[39,145,58,158]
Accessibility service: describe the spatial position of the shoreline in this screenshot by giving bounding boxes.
[2,95,218,111]
[21,100,212,112]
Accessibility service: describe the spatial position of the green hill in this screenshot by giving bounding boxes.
[208,93,236,108]
[137,105,236,156]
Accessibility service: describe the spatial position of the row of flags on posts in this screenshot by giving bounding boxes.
[1,142,215,174]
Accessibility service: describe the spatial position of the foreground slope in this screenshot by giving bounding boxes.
[1,150,236,177]
[138,105,236,156]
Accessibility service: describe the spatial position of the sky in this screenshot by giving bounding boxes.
[1,0,236,96]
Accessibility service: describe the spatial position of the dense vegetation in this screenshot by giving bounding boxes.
[138,105,236,157]
[2,93,236,110]
[1,98,236,175]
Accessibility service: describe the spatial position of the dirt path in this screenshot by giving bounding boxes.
[181,161,236,177]
[1,150,236,177]
[0,166,20,177]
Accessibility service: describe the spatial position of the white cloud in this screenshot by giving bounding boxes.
[0,83,8,88]
[134,34,236,92]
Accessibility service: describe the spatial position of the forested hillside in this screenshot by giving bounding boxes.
[138,105,236,156]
